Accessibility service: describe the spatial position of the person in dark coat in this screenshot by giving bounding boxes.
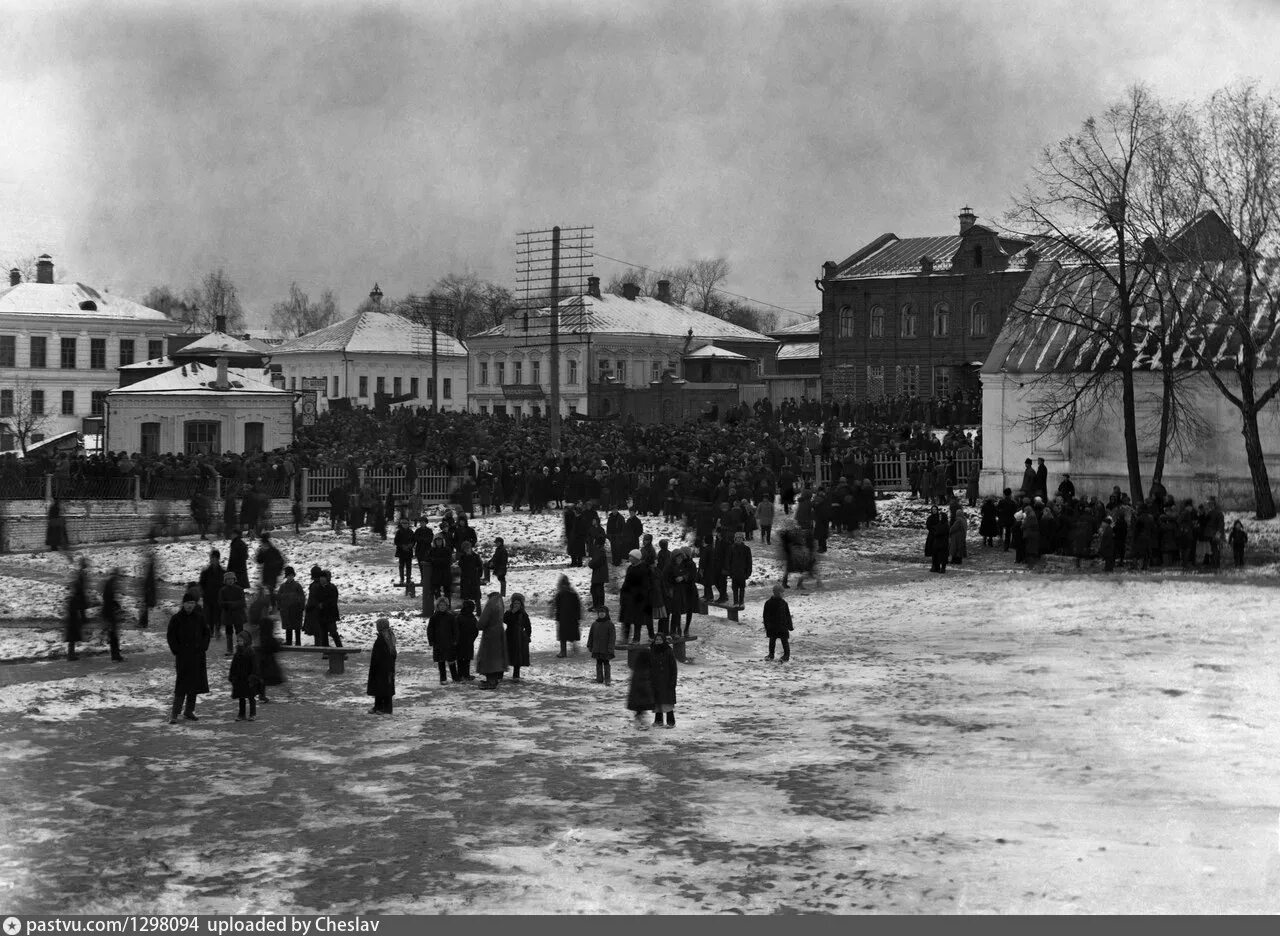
[475,592,508,689]
[454,599,479,681]
[168,590,211,723]
[219,571,247,656]
[648,632,679,728]
[249,586,283,701]
[199,549,226,638]
[619,549,653,643]
[367,617,396,714]
[319,569,342,647]
[429,534,453,602]
[926,506,949,574]
[303,565,326,645]
[664,547,699,637]
[46,498,68,551]
[1229,519,1248,568]
[222,493,237,538]
[979,495,1000,547]
[426,596,460,684]
[587,606,616,685]
[1099,516,1117,572]
[392,518,415,586]
[504,593,532,681]
[997,488,1018,551]
[727,531,753,610]
[229,630,261,721]
[626,641,656,725]
[1035,458,1048,501]
[227,530,250,590]
[64,556,90,660]
[255,532,284,597]
[489,537,509,596]
[139,549,158,629]
[277,566,305,646]
[101,567,125,662]
[552,574,582,658]
[587,537,609,612]
[762,583,793,662]
[457,540,484,610]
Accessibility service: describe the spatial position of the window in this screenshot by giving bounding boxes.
[443,378,452,399]
[148,339,164,361]
[29,336,47,368]
[376,376,385,396]
[393,377,402,396]
[933,302,950,338]
[60,337,77,368]
[427,380,435,399]
[244,422,264,455]
[513,361,523,385]
[969,301,987,337]
[0,432,12,452]
[651,361,661,382]
[479,361,488,385]
[531,405,541,418]
[184,420,221,455]
[492,404,506,417]
[91,391,107,416]
[495,361,505,385]
[479,404,488,415]
[0,390,12,417]
[869,306,884,339]
[973,245,984,268]
[289,377,296,390]
[332,376,339,397]
[531,360,540,385]
[598,358,611,380]
[358,376,368,397]
[61,391,74,416]
[568,359,578,385]
[410,377,419,398]
[0,336,14,367]
[838,305,854,338]
[894,364,920,395]
[119,339,135,367]
[568,403,578,415]
[140,422,160,457]
[90,338,106,369]
[513,405,522,419]
[934,368,951,396]
[900,304,917,338]
[31,389,44,415]
[867,365,885,400]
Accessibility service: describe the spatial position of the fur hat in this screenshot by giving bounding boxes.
[628,549,642,561]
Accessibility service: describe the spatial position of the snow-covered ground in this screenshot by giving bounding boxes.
[1,499,1279,913]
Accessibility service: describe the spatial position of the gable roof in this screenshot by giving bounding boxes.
[172,331,265,357]
[0,283,170,321]
[777,341,819,361]
[984,257,1280,375]
[108,361,290,395]
[769,317,819,339]
[683,343,750,360]
[272,309,467,356]
[119,355,175,371]
[470,293,775,345]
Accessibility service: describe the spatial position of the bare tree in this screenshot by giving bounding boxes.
[687,257,731,313]
[479,281,518,330]
[0,376,53,455]
[2,256,39,284]
[269,282,340,337]
[197,268,246,333]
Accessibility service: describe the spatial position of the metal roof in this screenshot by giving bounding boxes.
[108,362,290,395]
[776,341,819,361]
[683,343,750,360]
[173,331,265,357]
[769,317,819,339]
[0,283,170,321]
[272,309,467,357]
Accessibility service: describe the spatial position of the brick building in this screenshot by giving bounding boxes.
[817,209,1038,406]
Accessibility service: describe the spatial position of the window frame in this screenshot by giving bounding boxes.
[60,337,77,369]
[869,306,884,339]
[900,304,917,339]
[91,390,107,417]
[866,365,885,401]
[933,302,950,338]
[119,339,135,367]
[31,389,45,415]
[969,301,987,337]
[90,338,107,370]
[479,361,488,386]
[29,336,47,369]
[358,376,369,398]
[838,305,855,338]
[61,390,75,416]
[0,335,14,368]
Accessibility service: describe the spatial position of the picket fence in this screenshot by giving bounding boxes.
[301,468,468,512]
[812,452,982,491]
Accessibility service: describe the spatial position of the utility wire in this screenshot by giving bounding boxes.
[592,251,819,318]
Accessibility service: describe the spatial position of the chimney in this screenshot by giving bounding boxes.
[958,207,977,234]
[586,276,601,299]
[214,356,230,390]
[36,254,53,284]
[656,279,672,303]
[8,268,19,287]
[919,255,934,274]
[214,314,227,334]
[370,283,383,307]
[622,282,640,301]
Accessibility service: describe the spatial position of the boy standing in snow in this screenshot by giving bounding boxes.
[762,584,793,662]
[587,606,616,685]
[728,531,752,610]
[229,630,261,722]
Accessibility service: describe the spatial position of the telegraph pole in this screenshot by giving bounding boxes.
[549,226,561,451]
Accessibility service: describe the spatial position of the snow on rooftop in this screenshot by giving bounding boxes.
[0,282,170,321]
[273,309,467,356]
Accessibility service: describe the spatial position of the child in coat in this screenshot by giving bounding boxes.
[229,630,261,721]
[454,599,479,681]
[1229,520,1248,568]
[587,606,616,685]
[762,583,794,662]
[367,617,396,714]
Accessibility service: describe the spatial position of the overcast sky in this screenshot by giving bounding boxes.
[2,0,1279,330]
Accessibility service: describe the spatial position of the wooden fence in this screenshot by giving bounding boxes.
[300,468,468,512]
[813,452,982,491]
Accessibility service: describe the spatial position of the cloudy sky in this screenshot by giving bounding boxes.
[2,0,1279,330]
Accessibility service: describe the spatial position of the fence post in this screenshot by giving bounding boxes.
[298,470,307,506]
[44,473,52,503]
[899,453,908,490]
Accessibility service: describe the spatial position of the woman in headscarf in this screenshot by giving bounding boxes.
[552,574,582,658]
[504,593,533,682]
[367,617,396,715]
[474,592,508,690]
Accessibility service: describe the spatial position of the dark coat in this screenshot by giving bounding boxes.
[199,561,226,611]
[427,610,459,662]
[366,634,396,698]
[475,602,508,675]
[649,644,678,707]
[458,551,483,597]
[393,526,416,558]
[979,500,1000,538]
[619,562,652,626]
[490,544,509,578]
[626,648,656,712]
[65,570,90,643]
[504,608,532,668]
[553,587,582,643]
[454,608,479,662]
[228,647,261,699]
[227,537,250,589]
[664,555,699,616]
[727,542,753,581]
[220,584,247,633]
[168,607,211,695]
[762,595,793,638]
[587,617,616,660]
[276,578,305,631]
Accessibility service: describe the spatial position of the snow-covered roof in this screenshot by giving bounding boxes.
[0,283,171,321]
[769,317,819,339]
[119,355,174,371]
[683,343,750,360]
[776,341,819,361]
[173,331,265,357]
[108,361,290,395]
[471,293,776,345]
[272,309,467,357]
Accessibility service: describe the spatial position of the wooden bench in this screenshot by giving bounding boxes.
[278,645,364,675]
[706,601,740,622]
